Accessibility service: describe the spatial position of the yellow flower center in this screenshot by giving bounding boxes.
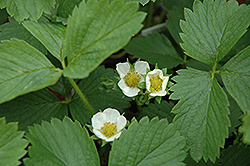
[101,122,117,138]
[124,70,141,88]
[150,76,163,92]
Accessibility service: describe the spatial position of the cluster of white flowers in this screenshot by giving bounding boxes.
[116,61,169,98]
[91,61,170,143]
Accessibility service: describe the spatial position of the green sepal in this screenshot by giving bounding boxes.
[90,135,99,140]
[99,77,116,92]
[139,82,146,89]
[155,96,162,104]
[86,124,94,133]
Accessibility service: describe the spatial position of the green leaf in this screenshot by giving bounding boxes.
[0,0,55,22]
[0,8,8,25]
[0,39,62,104]
[180,0,250,66]
[124,34,183,68]
[0,18,46,54]
[63,0,146,79]
[218,144,250,166]
[69,66,131,125]
[165,0,194,44]
[109,117,186,166]
[24,117,100,166]
[0,88,67,131]
[137,100,175,122]
[0,117,29,166]
[221,28,250,64]
[23,21,66,61]
[124,0,155,6]
[220,45,250,114]
[224,88,243,134]
[239,114,250,145]
[169,68,230,162]
[49,0,82,24]
[184,153,216,166]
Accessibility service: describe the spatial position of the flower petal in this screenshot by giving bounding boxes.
[116,116,127,131]
[105,132,122,142]
[91,112,106,130]
[103,108,120,123]
[161,76,169,91]
[93,129,107,140]
[116,62,130,78]
[118,79,140,97]
[150,90,167,97]
[134,61,149,75]
[146,74,151,92]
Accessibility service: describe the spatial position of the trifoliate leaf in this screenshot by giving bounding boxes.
[23,21,66,61]
[63,0,146,79]
[24,117,100,166]
[124,33,183,69]
[69,66,131,125]
[165,0,194,44]
[137,100,174,122]
[220,45,250,114]
[239,114,250,145]
[0,0,55,22]
[0,18,46,54]
[180,0,250,66]
[0,117,29,166]
[170,68,230,163]
[0,39,62,104]
[0,88,68,131]
[218,144,250,166]
[109,117,186,166]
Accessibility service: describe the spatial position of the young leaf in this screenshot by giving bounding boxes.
[0,117,29,166]
[24,117,100,166]
[0,0,55,22]
[220,45,250,114]
[170,68,230,163]
[0,88,68,131]
[50,0,82,24]
[239,114,250,145]
[218,144,250,165]
[22,21,66,61]
[69,66,131,125]
[109,117,186,166]
[124,34,183,69]
[0,18,46,54]
[180,0,250,66]
[137,100,175,122]
[0,39,62,104]
[63,0,146,79]
[165,0,194,44]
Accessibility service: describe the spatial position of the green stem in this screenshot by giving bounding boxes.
[145,2,154,28]
[212,63,217,79]
[67,77,94,115]
[135,97,143,112]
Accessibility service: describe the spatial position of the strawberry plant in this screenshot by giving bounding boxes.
[0,0,250,165]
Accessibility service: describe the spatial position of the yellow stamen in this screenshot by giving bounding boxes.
[101,122,117,137]
[124,70,141,88]
[150,76,163,92]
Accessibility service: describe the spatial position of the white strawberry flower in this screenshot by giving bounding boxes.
[91,108,126,142]
[146,69,169,97]
[116,61,149,97]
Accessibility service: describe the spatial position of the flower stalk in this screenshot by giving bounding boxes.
[67,77,94,115]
